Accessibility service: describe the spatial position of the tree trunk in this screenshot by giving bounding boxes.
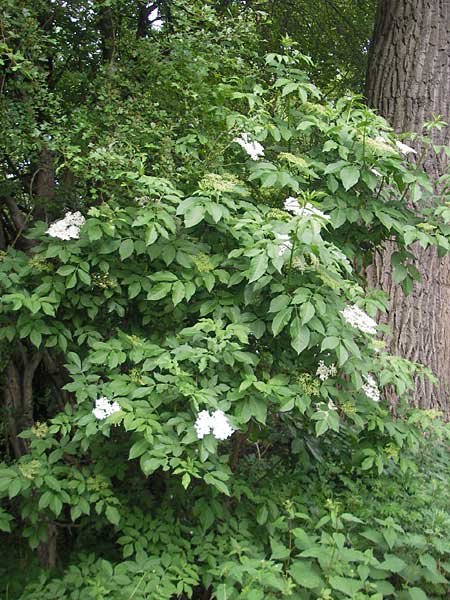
[365,0,450,413]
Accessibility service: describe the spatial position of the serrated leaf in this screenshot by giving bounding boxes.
[290,561,324,589]
[171,281,185,306]
[8,478,21,499]
[119,239,134,260]
[379,554,407,573]
[290,317,310,354]
[272,307,293,336]
[147,282,171,301]
[270,538,290,560]
[300,301,315,325]
[105,505,120,526]
[184,205,205,227]
[248,253,268,283]
[57,265,76,276]
[321,336,339,351]
[409,587,428,600]
[129,439,149,460]
[256,504,268,525]
[282,82,298,96]
[30,329,42,348]
[329,576,364,595]
[204,473,230,495]
[340,165,360,190]
[128,282,141,299]
[268,294,290,313]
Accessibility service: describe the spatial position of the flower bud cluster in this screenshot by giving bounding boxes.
[18,459,41,480]
[316,361,337,381]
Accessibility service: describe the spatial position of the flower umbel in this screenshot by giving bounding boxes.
[194,410,234,440]
[233,133,264,160]
[92,397,121,420]
[362,374,381,402]
[47,211,85,240]
[275,232,292,257]
[283,197,330,220]
[341,304,377,335]
[395,140,417,155]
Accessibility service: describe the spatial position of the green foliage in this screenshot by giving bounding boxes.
[2,2,450,599]
[228,0,377,94]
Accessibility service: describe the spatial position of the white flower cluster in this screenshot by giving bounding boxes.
[92,397,121,420]
[362,374,381,402]
[275,232,292,257]
[341,304,377,335]
[47,211,85,240]
[194,409,235,440]
[316,361,337,381]
[395,140,417,155]
[283,197,330,220]
[234,133,265,160]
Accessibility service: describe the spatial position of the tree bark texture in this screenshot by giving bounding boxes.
[365,0,450,413]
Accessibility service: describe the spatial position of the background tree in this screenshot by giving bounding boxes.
[365,0,450,413]
[223,0,377,93]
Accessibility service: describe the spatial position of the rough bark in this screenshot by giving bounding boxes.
[365,0,450,413]
[99,5,115,63]
[4,352,42,458]
[35,147,55,220]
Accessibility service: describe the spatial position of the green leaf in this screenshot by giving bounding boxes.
[337,343,349,366]
[248,253,268,283]
[171,281,185,306]
[204,473,230,495]
[290,561,323,589]
[282,82,298,96]
[184,205,205,227]
[300,301,315,325]
[77,269,91,285]
[256,504,268,525]
[129,439,149,460]
[272,307,293,336]
[30,329,42,348]
[119,239,134,260]
[321,336,339,351]
[290,317,310,354]
[181,473,191,489]
[57,265,76,276]
[315,419,329,436]
[49,494,63,516]
[329,576,364,595]
[379,554,407,573]
[268,294,290,313]
[8,478,21,499]
[128,282,141,299]
[0,511,12,533]
[270,538,290,560]
[340,165,360,190]
[409,588,428,600]
[105,505,121,526]
[140,454,162,476]
[147,283,171,301]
